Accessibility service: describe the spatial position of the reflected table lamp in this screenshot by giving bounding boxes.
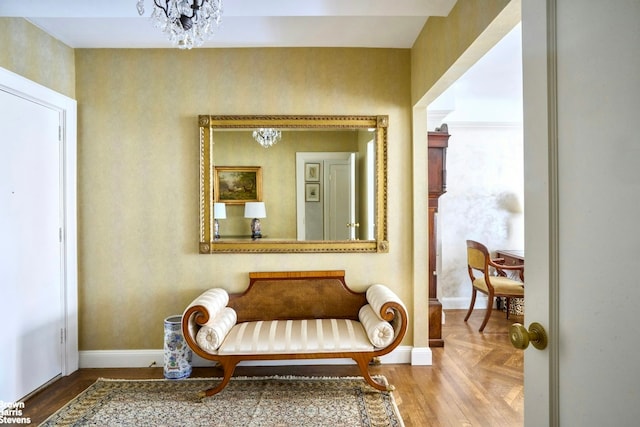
[213,202,226,240]
[244,202,266,239]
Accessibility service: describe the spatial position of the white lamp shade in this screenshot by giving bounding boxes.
[244,202,266,218]
[213,202,227,219]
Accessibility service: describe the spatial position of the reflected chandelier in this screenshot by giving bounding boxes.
[136,0,223,49]
[253,129,282,148]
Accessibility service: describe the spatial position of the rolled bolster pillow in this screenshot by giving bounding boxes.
[195,307,237,354]
[359,304,395,348]
[187,288,230,321]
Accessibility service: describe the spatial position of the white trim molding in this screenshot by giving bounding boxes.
[410,347,432,366]
[441,295,493,310]
[79,346,428,369]
[444,120,522,129]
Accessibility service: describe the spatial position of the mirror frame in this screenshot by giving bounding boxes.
[198,115,389,253]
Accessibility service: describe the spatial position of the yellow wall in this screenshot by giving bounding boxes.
[0,18,75,98]
[75,48,413,350]
[411,0,514,105]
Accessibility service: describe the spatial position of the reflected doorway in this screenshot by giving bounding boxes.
[296,152,359,240]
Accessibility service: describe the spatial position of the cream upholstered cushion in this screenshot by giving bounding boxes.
[473,276,524,295]
[195,307,237,354]
[358,304,395,348]
[218,319,373,355]
[365,284,406,321]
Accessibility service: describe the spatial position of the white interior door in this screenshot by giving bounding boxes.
[523,1,640,425]
[0,88,63,403]
[296,152,356,240]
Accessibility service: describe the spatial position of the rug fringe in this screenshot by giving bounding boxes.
[97,374,389,384]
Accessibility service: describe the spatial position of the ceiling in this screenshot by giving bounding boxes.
[0,0,458,49]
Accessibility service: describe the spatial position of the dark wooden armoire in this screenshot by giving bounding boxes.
[428,127,450,347]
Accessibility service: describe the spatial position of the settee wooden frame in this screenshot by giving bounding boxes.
[182,270,408,396]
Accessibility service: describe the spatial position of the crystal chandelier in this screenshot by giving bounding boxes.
[136,0,223,50]
[252,129,282,148]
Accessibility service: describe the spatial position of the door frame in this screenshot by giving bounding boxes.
[522,0,557,424]
[0,67,78,376]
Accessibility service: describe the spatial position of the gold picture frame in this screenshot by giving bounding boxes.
[214,166,263,204]
[198,114,389,253]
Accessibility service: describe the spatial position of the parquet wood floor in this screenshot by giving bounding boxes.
[22,309,523,426]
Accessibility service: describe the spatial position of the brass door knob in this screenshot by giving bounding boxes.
[509,322,548,350]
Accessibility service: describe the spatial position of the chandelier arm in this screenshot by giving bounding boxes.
[153,0,169,17]
[184,0,199,20]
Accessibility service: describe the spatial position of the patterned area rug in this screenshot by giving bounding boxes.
[40,376,404,426]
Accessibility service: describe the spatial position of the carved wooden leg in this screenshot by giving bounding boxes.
[353,355,393,391]
[479,292,494,332]
[464,288,477,322]
[199,358,239,397]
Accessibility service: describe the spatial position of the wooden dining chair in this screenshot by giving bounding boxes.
[464,240,525,332]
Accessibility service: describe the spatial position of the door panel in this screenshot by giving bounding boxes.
[296,152,356,241]
[0,89,63,402]
[523,1,640,425]
[324,154,356,240]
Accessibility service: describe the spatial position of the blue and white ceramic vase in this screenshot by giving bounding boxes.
[163,315,192,379]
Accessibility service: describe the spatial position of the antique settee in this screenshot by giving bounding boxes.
[181,270,408,396]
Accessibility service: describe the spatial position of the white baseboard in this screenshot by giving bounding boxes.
[79,350,166,369]
[441,296,494,310]
[410,347,432,365]
[79,346,424,369]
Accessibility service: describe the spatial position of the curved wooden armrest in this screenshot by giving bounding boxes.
[489,259,525,281]
[489,259,524,271]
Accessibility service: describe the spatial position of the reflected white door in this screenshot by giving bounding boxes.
[523,1,640,425]
[0,89,63,402]
[324,153,356,240]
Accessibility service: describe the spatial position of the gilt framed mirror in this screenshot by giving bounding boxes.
[199,115,388,253]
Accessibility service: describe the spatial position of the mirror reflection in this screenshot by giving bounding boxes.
[198,115,388,253]
[213,129,376,241]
